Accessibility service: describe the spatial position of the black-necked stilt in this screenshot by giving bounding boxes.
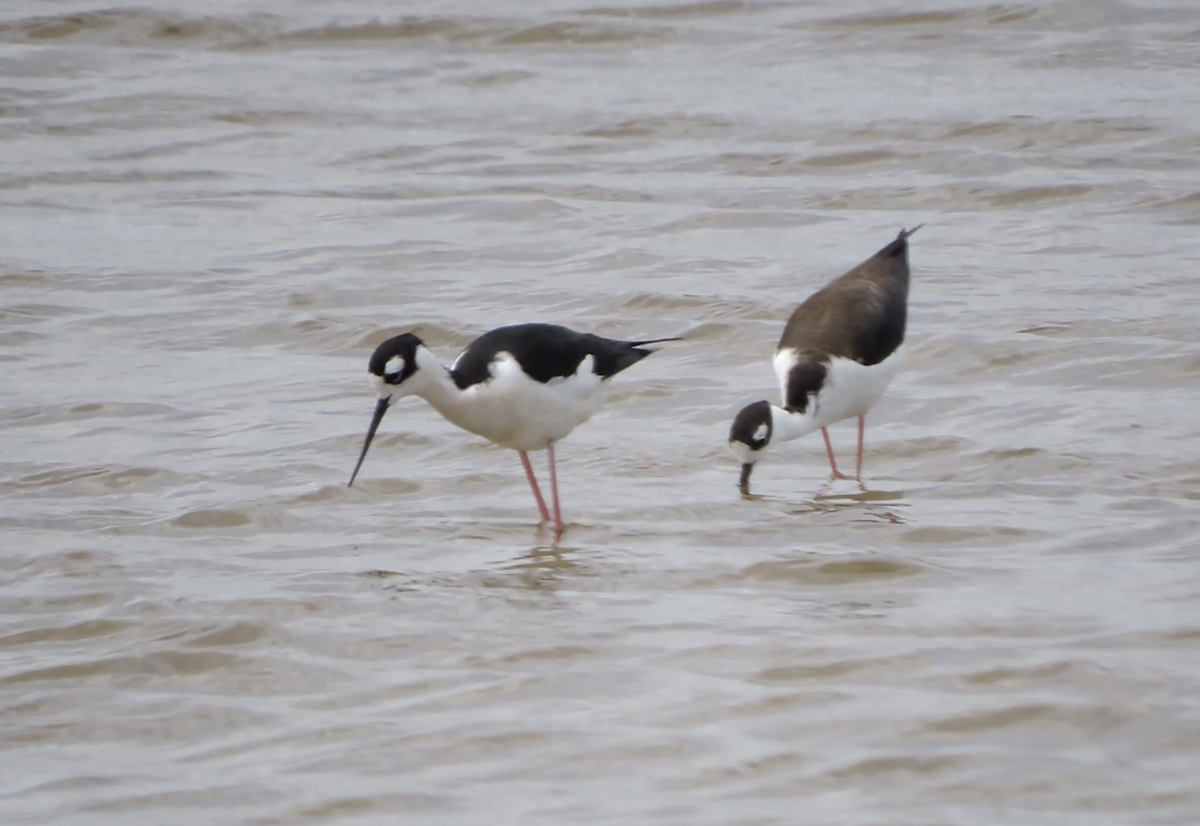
[728,226,921,492]
[348,322,679,536]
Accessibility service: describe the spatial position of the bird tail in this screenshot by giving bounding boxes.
[880,224,924,258]
[628,336,683,349]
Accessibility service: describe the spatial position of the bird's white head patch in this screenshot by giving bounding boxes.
[384,355,405,380]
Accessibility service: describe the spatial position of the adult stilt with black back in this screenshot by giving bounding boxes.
[348,323,679,537]
[728,226,921,493]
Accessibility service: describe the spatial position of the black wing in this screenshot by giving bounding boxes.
[450,323,676,390]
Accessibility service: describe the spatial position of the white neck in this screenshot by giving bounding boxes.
[406,346,488,436]
[771,404,819,444]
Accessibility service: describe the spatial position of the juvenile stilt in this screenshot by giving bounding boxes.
[727,226,921,492]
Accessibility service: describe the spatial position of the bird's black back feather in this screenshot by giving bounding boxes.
[450,323,677,390]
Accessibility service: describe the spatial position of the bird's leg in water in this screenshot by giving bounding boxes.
[855,415,866,482]
[519,450,552,524]
[821,427,852,480]
[547,442,565,538]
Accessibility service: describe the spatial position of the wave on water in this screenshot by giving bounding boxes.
[0,8,682,51]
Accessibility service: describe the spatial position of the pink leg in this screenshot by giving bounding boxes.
[519,450,551,524]
[822,427,851,480]
[855,415,866,482]
[547,442,565,538]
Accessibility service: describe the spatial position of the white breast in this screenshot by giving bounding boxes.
[447,353,606,451]
[812,345,905,427]
[773,345,905,428]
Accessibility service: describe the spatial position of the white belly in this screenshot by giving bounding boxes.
[430,354,607,451]
[811,345,905,428]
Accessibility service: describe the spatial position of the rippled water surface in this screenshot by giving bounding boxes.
[4,0,1200,823]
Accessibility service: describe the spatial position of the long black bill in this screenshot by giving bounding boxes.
[737,462,754,492]
[348,397,390,487]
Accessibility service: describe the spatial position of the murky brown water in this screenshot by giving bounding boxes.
[4,0,1200,823]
